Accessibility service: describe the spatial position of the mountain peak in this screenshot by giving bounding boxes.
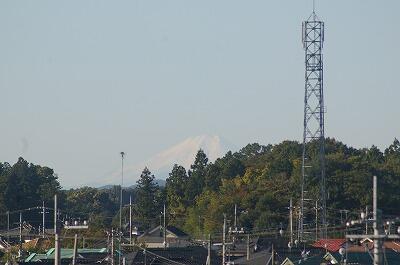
[87,135,236,187]
[145,134,234,174]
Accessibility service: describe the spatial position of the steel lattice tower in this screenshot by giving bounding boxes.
[299,10,326,242]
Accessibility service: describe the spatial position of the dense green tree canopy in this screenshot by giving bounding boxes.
[2,138,400,239]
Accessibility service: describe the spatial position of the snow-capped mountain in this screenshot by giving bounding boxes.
[91,135,235,187]
[144,135,232,171]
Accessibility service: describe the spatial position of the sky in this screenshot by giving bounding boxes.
[1,1,399,188]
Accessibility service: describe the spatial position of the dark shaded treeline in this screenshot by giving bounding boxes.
[1,138,399,237]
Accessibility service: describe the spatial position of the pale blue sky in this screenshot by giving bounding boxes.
[1,1,399,187]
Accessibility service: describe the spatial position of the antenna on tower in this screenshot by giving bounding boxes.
[313,0,315,13]
[299,7,326,242]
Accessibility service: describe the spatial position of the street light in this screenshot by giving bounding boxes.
[119,152,125,265]
[119,152,125,231]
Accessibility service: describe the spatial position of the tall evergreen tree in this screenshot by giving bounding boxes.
[135,167,159,228]
[166,164,188,225]
[185,150,208,203]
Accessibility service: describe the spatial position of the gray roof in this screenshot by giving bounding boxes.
[232,249,271,265]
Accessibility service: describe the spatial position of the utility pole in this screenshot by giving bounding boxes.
[289,199,293,247]
[54,194,60,265]
[111,229,114,265]
[163,203,166,249]
[129,196,132,245]
[206,234,211,265]
[7,211,10,243]
[372,175,382,265]
[246,234,250,260]
[119,151,125,265]
[365,205,369,235]
[42,201,46,238]
[119,152,125,231]
[315,200,318,241]
[234,204,237,231]
[346,176,388,265]
[72,234,78,265]
[19,211,22,258]
[271,244,274,265]
[222,214,226,265]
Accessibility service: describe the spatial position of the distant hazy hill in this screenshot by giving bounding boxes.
[97,179,166,190]
[89,135,235,187]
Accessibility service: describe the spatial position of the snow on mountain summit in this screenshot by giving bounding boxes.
[147,135,232,171]
[89,135,236,187]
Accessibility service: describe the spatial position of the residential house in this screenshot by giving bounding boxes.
[136,225,190,248]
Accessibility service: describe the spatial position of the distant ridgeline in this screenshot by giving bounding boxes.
[1,138,399,237]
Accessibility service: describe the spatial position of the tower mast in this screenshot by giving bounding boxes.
[299,7,326,241]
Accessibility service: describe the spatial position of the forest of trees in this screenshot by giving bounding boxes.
[1,138,400,238]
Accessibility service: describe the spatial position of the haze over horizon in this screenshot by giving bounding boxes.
[1,1,399,187]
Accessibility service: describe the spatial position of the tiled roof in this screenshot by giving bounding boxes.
[131,246,221,265]
[139,225,189,239]
[384,241,400,252]
[232,249,271,265]
[311,239,346,252]
[166,226,189,237]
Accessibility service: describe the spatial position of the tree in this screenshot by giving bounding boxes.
[185,150,208,203]
[385,138,400,156]
[135,167,160,228]
[166,164,188,226]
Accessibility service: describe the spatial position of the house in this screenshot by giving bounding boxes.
[22,238,52,251]
[311,239,346,252]
[0,223,33,240]
[281,257,294,265]
[231,249,272,265]
[280,250,400,265]
[129,246,220,265]
[24,248,108,264]
[136,225,190,248]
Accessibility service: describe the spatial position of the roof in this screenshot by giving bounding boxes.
[131,246,221,265]
[166,226,189,237]
[138,225,189,239]
[384,241,400,252]
[232,249,271,265]
[0,238,11,249]
[22,238,52,250]
[344,240,400,253]
[25,248,107,262]
[287,251,400,265]
[311,238,346,252]
[281,257,294,265]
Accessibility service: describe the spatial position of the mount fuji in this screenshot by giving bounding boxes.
[91,135,236,187]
